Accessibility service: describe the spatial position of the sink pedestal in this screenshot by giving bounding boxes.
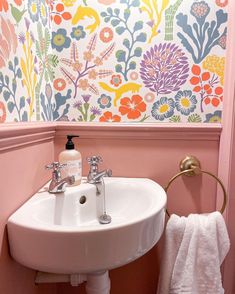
[86,271,110,294]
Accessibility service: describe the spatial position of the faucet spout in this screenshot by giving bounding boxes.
[46,162,75,194]
[48,176,75,194]
[93,169,112,183]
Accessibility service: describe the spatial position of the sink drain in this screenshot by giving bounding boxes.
[79,195,86,204]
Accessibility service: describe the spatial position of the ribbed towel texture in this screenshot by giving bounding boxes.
[157,212,230,294]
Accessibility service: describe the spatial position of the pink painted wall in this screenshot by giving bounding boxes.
[0,124,57,294]
[54,123,220,293]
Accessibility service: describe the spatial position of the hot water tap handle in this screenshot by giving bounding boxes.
[87,155,103,166]
[45,162,66,171]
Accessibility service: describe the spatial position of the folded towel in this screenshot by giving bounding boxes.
[157,212,230,294]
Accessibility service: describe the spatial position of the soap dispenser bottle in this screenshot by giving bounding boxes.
[59,135,82,186]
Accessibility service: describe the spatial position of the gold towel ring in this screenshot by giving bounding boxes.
[165,156,227,217]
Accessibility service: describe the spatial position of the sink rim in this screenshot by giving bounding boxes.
[8,177,167,233]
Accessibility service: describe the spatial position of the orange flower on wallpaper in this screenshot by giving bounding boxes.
[99,111,121,122]
[0,0,8,12]
[110,74,122,87]
[100,27,113,43]
[53,78,66,91]
[119,95,146,119]
[0,102,6,123]
[14,0,23,6]
[215,0,228,7]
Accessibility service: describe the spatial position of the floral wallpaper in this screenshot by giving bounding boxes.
[0,0,228,123]
[0,0,56,122]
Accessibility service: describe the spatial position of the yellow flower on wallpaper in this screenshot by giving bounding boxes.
[62,0,76,7]
[202,55,225,85]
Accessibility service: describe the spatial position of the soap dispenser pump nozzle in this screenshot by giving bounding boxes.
[66,135,79,150]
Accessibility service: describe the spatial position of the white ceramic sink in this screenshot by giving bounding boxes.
[7,177,166,274]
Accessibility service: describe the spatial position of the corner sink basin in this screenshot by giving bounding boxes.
[7,177,166,274]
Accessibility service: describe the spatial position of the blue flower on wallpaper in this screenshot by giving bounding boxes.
[39,0,48,26]
[190,1,210,24]
[204,110,222,123]
[28,0,48,25]
[71,26,86,41]
[97,94,112,109]
[175,90,197,115]
[51,29,71,52]
[151,97,175,121]
[28,0,39,22]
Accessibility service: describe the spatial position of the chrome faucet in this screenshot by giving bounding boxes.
[45,162,75,193]
[87,156,112,184]
[87,155,112,224]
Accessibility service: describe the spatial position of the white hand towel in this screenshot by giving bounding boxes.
[157,212,230,294]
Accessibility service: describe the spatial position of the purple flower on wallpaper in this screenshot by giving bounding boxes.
[82,94,91,103]
[140,43,189,94]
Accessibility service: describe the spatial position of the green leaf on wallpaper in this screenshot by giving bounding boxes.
[14,56,18,66]
[8,61,14,71]
[120,0,127,3]
[100,12,107,17]
[111,19,120,27]
[16,68,22,78]
[134,21,143,31]
[116,50,126,62]
[104,17,111,23]
[20,97,25,109]
[188,114,202,123]
[7,101,15,113]
[3,90,10,101]
[123,38,130,49]
[0,72,3,81]
[4,75,9,86]
[131,0,140,7]
[116,26,126,35]
[115,64,123,73]
[45,29,51,54]
[134,47,142,57]
[124,9,130,21]
[36,42,43,60]
[49,55,59,68]
[12,79,17,93]
[129,61,136,70]
[169,115,181,123]
[22,111,28,122]
[136,32,147,42]
[45,71,49,83]
[37,22,43,43]
[114,8,120,15]
[107,7,113,14]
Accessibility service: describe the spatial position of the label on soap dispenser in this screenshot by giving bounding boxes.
[66,160,82,180]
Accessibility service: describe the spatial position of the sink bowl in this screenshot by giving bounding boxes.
[7,177,166,274]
